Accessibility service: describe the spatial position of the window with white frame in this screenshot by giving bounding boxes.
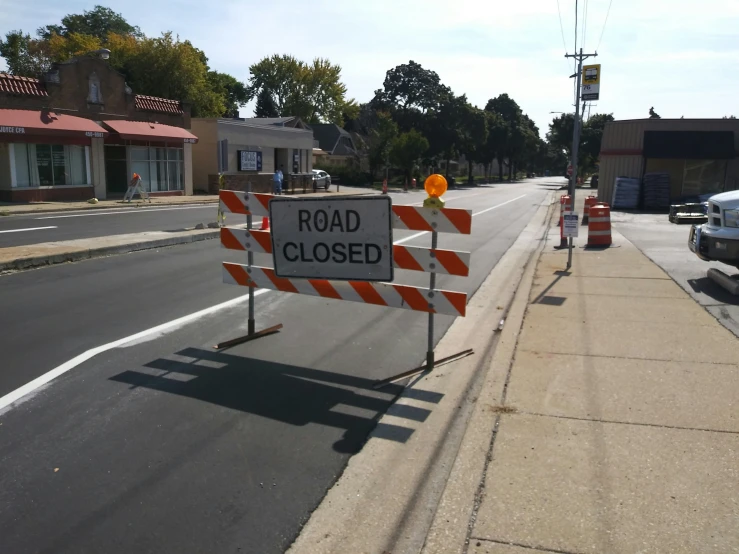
[12,143,89,188]
[130,145,184,192]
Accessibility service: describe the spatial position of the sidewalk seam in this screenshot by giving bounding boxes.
[518,349,738,365]
[469,537,584,554]
[516,411,739,435]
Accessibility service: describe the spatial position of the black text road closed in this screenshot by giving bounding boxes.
[269,196,393,281]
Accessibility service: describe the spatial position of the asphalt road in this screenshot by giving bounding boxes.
[0,178,563,554]
[0,203,218,248]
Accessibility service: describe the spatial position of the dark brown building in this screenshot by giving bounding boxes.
[0,54,197,202]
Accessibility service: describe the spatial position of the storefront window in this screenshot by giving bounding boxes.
[130,145,184,192]
[12,143,88,188]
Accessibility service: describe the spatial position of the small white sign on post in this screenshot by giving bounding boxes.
[269,196,394,281]
[563,211,579,237]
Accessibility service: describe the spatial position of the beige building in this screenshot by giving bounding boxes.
[0,55,196,202]
[191,117,314,193]
[598,118,739,204]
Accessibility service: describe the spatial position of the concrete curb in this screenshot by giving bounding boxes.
[0,230,220,273]
[421,195,558,554]
[286,192,559,554]
[0,199,219,216]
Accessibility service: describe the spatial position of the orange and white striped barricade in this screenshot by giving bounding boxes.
[587,203,612,247]
[216,187,283,348]
[583,195,598,225]
[219,192,475,386]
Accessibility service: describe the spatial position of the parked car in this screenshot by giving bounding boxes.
[312,169,331,190]
[689,190,739,268]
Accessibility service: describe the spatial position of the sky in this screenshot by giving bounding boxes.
[2,0,738,137]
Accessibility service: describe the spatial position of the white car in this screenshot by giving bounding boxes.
[312,169,331,190]
[689,190,739,268]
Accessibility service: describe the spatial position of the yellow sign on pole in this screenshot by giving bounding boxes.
[581,64,601,101]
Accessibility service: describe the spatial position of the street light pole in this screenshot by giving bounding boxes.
[564,47,597,269]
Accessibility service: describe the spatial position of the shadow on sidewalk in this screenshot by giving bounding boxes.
[109,347,444,454]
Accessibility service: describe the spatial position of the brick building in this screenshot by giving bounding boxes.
[0,54,197,202]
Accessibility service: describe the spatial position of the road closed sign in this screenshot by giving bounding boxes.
[269,196,394,281]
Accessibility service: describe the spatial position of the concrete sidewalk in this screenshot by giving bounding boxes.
[424,200,739,553]
[0,186,374,216]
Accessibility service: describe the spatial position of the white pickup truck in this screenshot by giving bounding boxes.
[689,190,739,268]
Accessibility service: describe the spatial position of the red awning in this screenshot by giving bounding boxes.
[102,120,198,144]
[0,109,108,139]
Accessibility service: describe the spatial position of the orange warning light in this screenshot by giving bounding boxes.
[424,174,447,198]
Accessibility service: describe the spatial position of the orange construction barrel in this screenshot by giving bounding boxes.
[587,203,612,247]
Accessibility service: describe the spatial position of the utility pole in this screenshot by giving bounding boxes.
[564,48,597,269]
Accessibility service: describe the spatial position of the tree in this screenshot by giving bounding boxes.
[485,94,523,180]
[367,111,398,183]
[580,113,614,174]
[479,112,506,180]
[47,32,103,62]
[38,5,142,40]
[457,105,488,183]
[391,129,429,184]
[0,30,52,77]
[372,61,451,135]
[547,113,575,158]
[649,107,661,119]
[124,33,225,117]
[254,88,279,118]
[246,55,355,124]
[208,71,248,118]
[429,93,470,178]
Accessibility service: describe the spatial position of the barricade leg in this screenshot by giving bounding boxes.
[214,183,283,349]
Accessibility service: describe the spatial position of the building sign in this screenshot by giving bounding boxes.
[562,212,579,237]
[183,138,197,144]
[85,131,105,138]
[581,64,601,101]
[0,126,26,134]
[238,150,263,172]
[269,196,394,281]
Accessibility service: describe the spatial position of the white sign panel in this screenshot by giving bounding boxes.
[563,211,579,237]
[269,196,394,281]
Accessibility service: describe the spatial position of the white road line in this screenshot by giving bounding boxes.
[395,194,528,245]
[0,193,529,413]
[0,226,57,234]
[0,290,268,413]
[35,205,213,220]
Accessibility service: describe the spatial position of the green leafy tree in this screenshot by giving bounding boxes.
[125,32,225,117]
[254,87,279,117]
[37,5,142,40]
[207,71,248,118]
[457,105,488,183]
[485,94,523,180]
[246,55,355,124]
[367,111,398,183]
[391,129,429,184]
[479,112,506,180]
[580,113,614,174]
[0,30,52,77]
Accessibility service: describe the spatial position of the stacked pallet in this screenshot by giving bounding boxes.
[643,172,671,211]
[611,177,641,209]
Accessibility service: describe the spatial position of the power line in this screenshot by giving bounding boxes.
[596,0,614,51]
[555,0,568,53]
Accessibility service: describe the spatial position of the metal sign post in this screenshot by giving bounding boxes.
[214,184,283,350]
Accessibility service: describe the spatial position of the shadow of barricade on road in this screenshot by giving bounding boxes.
[109,347,444,454]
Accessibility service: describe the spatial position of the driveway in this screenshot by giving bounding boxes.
[612,211,739,338]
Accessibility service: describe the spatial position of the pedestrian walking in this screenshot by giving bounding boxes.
[273,165,284,195]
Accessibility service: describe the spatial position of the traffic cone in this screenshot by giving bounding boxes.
[259,217,269,231]
[382,179,388,194]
